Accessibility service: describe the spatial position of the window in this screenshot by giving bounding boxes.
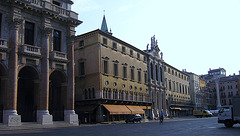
[137,53,140,60]
[130,50,133,56]
[0,13,2,38]
[88,88,91,99]
[123,66,127,79]
[84,89,88,99]
[131,68,134,81]
[138,71,141,82]
[114,63,118,76]
[112,42,117,50]
[144,72,147,84]
[103,60,108,74]
[144,56,147,62]
[122,46,126,53]
[150,63,153,80]
[103,38,107,45]
[53,30,61,51]
[169,80,171,90]
[25,21,34,45]
[92,88,95,98]
[156,65,158,81]
[79,40,84,47]
[160,67,163,82]
[79,62,85,76]
[53,0,61,6]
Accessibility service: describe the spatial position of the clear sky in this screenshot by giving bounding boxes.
[72,0,240,76]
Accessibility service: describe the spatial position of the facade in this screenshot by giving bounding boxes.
[0,0,81,126]
[200,78,214,109]
[164,63,192,117]
[144,35,166,119]
[74,18,150,123]
[183,71,202,110]
[208,74,240,108]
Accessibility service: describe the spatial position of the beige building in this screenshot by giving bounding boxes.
[0,0,81,126]
[74,23,150,122]
[164,63,193,116]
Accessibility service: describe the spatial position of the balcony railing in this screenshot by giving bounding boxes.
[19,0,79,20]
[51,51,67,61]
[0,39,8,49]
[21,44,41,56]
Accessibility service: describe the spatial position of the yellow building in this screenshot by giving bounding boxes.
[164,63,193,117]
[74,18,150,122]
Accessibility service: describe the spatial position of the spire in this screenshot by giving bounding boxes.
[100,11,112,35]
[101,14,108,33]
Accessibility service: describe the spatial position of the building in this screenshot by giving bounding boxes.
[208,74,240,108]
[74,16,150,123]
[184,71,202,110]
[200,68,226,83]
[164,63,192,117]
[0,0,81,126]
[144,35,166,119]
[200,78,213,110]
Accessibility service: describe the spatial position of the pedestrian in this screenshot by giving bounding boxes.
[159,111,164,124]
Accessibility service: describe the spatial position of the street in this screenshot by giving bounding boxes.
[0,117,240,136]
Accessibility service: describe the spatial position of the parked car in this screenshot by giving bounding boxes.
[125,114,142,123]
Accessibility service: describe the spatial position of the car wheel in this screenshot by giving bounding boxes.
[224,120,233,128]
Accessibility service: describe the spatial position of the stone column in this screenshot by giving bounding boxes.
[3,18,22,126]
[65,35,78,125]
[215,79,221,109]
[37,27,53,125]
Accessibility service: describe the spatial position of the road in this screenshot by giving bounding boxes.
[0,117,240,136]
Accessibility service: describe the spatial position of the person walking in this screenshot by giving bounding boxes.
[159,111,164,124]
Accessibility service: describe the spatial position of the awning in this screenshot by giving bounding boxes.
[140,106,151,110]
[126,105,145,114]
[103,104,131,115]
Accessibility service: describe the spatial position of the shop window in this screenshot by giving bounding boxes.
[25,21,34,45]
[53,30,61,51]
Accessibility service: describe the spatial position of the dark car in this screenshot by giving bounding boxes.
[125,114,142,123]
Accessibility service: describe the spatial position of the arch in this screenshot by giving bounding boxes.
[0,62,7,123]
[17,66,40,122]
[49,70,67,121]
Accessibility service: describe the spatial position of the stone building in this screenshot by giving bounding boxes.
[164,63,193,117]
[144,35,166,119]
[208,74,240,108]
[74,16,150,123]
[0,0,81,126]
[184,71,202,110]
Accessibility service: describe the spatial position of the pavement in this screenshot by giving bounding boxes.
[0,116,196,131]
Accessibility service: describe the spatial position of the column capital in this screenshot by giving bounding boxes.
[41,27,53,37]
[11,18,23,30]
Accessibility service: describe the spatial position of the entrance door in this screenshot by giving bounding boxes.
[17,66,38,122]
[49,71,65,121]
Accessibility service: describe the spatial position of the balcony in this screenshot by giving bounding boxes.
[51,51,67,62]
[19,0,79,20]
[20,44,41,57]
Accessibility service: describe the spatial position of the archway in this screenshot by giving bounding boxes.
[0,63,7,123]
[49,70,66,121]
[17,66,39,122]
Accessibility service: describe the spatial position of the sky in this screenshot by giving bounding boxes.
[72,0,240,76]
